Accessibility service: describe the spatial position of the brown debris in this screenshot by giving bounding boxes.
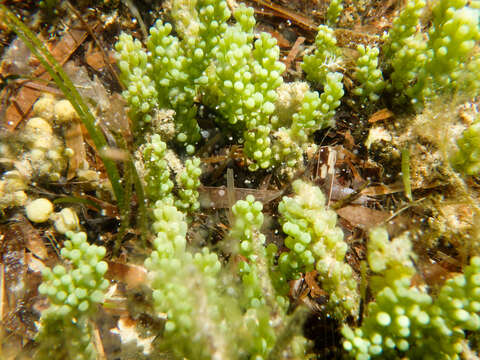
[65,121,87,180]
[283,36,305,71]
[199,186,284,208]
[248,0,317,33]
[336,205,391,230]
[368,108,394,123]
[106,262,147,290]
[3,26,89,130]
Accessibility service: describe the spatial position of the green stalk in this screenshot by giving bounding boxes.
[2,6,126,212]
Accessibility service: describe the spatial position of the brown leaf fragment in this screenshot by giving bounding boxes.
[93,323,107,360]
[249,0,317,33]
[368,108,394,123]
[86,49,106,71]
[343,130,355,149]
[5,86,43,130]
[336,205,390,230]
[199,186,284,208]
[1,224,27,307]
[12,214,48,260]
[83,194,119,217]
[25,253,46,274]
[304,271,327,299]
[288,272,328,315]
[38,28,89,72]
[413,261,455,288]
[4,27,89,131]
[106,262,147,289]
[0,223,39,340]
[256,24,291,48]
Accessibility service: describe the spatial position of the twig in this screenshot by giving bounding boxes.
[284,36,305,71]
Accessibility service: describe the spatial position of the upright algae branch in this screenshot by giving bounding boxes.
[277,180,359,319]
[35,232,109,360]
[343,228,480,359]
[115,0,343,172]
[144,193,308,359]
[383,0,480,108]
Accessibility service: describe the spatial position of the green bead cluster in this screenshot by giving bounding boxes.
[207,4,285,170]
[38,231,109,316]
[116,33,158,125]
[383,0,427,96]
[272,89,322,168]
[326,0,343,26]
[145,193,307,359]
[35,314,97,360]
[452,117,480,175]
[35,231,109,360]
[270,73,343,171]
[382,0,426,59]
[385,0,480,108]
[318,72,344,126]
[230,195,279,358]
[175,157,202,212]
[343,228,480,359]
[117,1,343,172]
[290,90,323,144]
[116,0,231,142]
[271,74,343,170]
[145,197,227,359]
[209,5,256,128]
[435,257,480,333]
[277,180,359,318]
[462,51,480,94]
[147,19,200,144]
[366,227,416,292]
[143,134,173,202]
[389,33,428,94]
[231,195,270,307]
[352,45,385,102]
[302,25,342,85]
[141,134,202,211]
[244,31,285,170]
[412,2,480,105]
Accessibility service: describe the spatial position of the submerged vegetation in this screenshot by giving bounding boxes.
[0,0,480,358]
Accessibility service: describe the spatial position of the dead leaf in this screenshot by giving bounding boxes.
[25,253,46,274]
[336,205,390,230]
[12,214,48,260]
[199,186,284,208]
[0,222,40,340]
[106,262,147,289]
[368,108,394,123]
[86,49,106,71]
[256,24,291,48]
[249,0,317,33]
[5,27,89,130]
